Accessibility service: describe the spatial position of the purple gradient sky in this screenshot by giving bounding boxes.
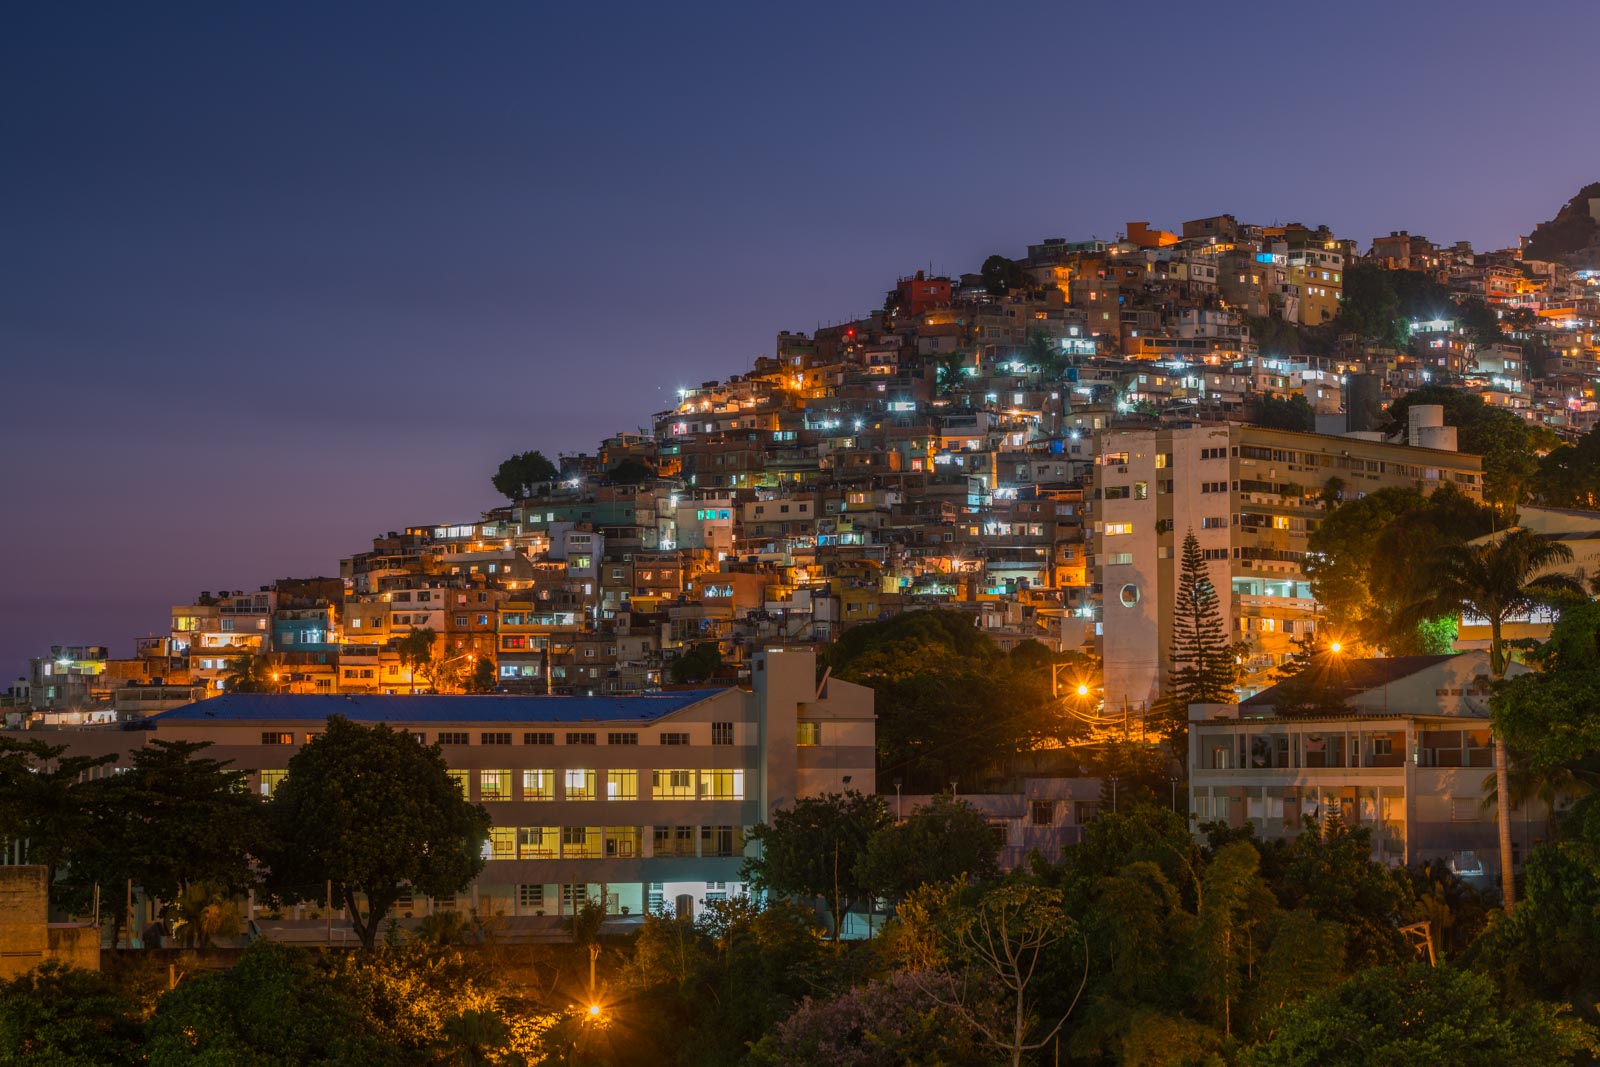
[4,2,1598,680]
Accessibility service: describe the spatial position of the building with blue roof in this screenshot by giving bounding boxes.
[46,648,875,938]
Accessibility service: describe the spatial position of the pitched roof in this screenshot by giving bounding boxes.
[1240,655,1457,708]
[153,689,731,725]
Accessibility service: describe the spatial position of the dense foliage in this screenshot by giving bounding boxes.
[823,610,1086,791]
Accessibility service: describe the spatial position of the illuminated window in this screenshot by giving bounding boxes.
[604,826,641,858]
[562,826,602,859]
[258,770,287,797]
[447,769,470,798]
[522,769,554,800]
[653,769,695,800]
[1104,523,1133,536]
[606,770,638,801]
[797,721,822,747]
[564,769,597,801]
[479,769,511,802]
[487,827,516,861]
[699,769,745,800]
[518,826,559,859]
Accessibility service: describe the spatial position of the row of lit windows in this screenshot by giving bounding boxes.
[258,767,747,801]
[460,767,745,802]
[484,824,745,860]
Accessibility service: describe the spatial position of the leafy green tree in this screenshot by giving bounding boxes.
[824,610,1066,791]
[0,961,143,1066]
[669,641,722,684]
[394,626,436,694]
[1189,841,1276,1037]
[463,656,497,693]
[856,795,1000,903]
[1419,527,1579,908]
[743,791,889,941]
[1470,795,1600,1024]
[144,941,403,1066]
[490,449,558,500]
[165,882,246,949]
[1243,963,1599,1066]
[1247,393,1315,432]
[0,737,113,905]
[1306,483,1493,654]
[932,882,1088,1067]
[979,254,1026,296]
[1384,386,1559,512]
[1334,262,1405,348]
[264,716,492,949]
[52,740,260,944]
[605,456,655,484]
[1272,815,1413,968]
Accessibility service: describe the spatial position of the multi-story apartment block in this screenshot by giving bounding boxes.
[1188,650,1544,887]
[1094,414,1483,709]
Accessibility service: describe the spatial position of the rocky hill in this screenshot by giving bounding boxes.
[1524,182,1600,265]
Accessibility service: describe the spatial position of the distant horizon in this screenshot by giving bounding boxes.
[6,0,1599,677]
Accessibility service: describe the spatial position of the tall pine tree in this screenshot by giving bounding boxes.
[1168,529,1239,707]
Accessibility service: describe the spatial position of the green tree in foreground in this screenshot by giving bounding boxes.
[743,791,889,941]
[0,960,142,1066]
[264,716,491,949]
[1243,963,1599,1066]
[1420,527,1578,909]
[490,449,558,500]
[857,795,1000,904]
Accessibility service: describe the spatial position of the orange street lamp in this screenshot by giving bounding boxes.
[1329,641,1343,654]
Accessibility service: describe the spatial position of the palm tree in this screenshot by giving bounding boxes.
[1425,527,1579,910]
[1479,760,1594,842]
[932,350,971,398]
[223,654,273,693]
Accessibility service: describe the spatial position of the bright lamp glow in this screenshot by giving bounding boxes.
[588,1004,601,1018]
[1329,641,1342,654]
[1076,684,1090,697]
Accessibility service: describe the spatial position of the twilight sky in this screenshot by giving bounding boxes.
[3,1,1598,679]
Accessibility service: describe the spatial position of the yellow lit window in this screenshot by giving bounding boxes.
[564,769,596,801]
[487,827,516,861]
[519,826,559,859]
[522,769,554,800]
[480,769,511,801]
[699,769,745,801]
[258,770,287,797]
[797,722,821,747]
[606,770,638,801]
[448,770,469,798]
[653,769,696,800]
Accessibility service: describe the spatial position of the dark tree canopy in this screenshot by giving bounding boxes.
[490,449,558,500]
[979,254,1027,296]
[605,456,655,484]
[1168,531,1238,707]
[742,791,889,940]
[856,795,1000,902]
[264,716,492,949]
[823,610,1070,791]
[670,641,722,684]
[1247,393,1315,432]
[1383,386,1558,512]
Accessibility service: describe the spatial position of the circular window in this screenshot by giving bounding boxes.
[1119,584,1141,607]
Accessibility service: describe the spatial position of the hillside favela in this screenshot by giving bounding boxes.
[9,182,1600,1064]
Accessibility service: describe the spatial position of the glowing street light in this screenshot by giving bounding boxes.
[1329,641,1343,654]
[1076,684,1090,697]
[587,1003,602,1019]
